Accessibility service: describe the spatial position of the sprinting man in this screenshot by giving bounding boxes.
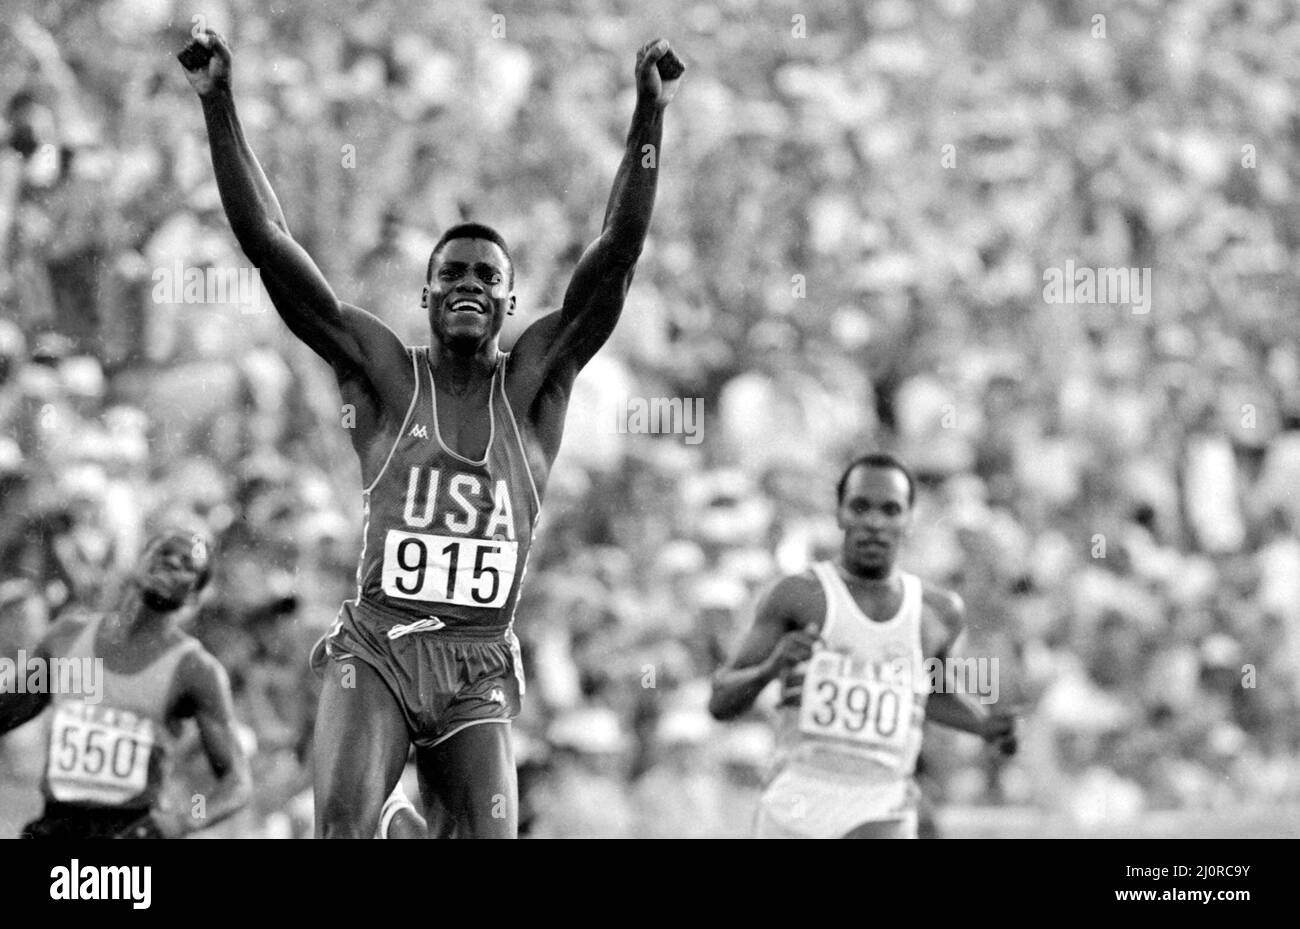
[709,453,1017,838]
[0,525,251,838]
[180,30,682,837]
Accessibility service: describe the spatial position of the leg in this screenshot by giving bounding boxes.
[415,760,458,838]
[380,783,429,839]
[313,658,410,838]
[842,813,918,839]
[416,722,517,839]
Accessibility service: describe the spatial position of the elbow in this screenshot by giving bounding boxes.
[597,232,643,270]
[232,218,288,262]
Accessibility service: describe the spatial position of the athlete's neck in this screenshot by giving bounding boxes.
[836,559,899,587]
[429,340,498,394]
[112,585,185,641]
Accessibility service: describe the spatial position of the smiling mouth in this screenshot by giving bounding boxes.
[447,300,487,315]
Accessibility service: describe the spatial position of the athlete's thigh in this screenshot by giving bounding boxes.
[842,816,917,839]
[417,723,517,839]
[313,658,410,838]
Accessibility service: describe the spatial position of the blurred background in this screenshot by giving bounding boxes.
[2,0,1300,837]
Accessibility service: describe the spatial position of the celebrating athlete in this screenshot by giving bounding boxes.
[180,29,682,837]
[709,453,1017,838]
[0,526,251,839]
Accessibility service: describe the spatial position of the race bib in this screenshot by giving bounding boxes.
[47,700,155,806]
[798,652,912,762]
[381,530,518,608]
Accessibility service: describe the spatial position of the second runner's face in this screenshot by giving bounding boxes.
[837,466,912,574]
[425,238,514,349]
[136,534,207,610]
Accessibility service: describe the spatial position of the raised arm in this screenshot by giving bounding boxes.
[709,575,822,721]
[508,40,683,437]
[179,30,408,398]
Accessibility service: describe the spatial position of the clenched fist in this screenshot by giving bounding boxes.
[635,39,684,109]
[765,625,821,679]
[981,710,1018,757]
[178,28,232,97]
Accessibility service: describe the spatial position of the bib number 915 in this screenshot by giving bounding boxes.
[381,531,517,608]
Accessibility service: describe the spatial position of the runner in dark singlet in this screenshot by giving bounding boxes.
[180,30,683,837]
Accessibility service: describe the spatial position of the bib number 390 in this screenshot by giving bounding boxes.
[381,531,517,608]
[798,654,910,754]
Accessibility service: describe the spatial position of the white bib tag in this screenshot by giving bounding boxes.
[47,700,155,806]
[797,651,911,765]
[381,530,518,608]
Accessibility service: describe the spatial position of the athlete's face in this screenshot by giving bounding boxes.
[136,533,209,612]
[423,238,515,350]
[837,466,912,575]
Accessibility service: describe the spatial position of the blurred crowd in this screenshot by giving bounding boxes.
[2,0,1300,836]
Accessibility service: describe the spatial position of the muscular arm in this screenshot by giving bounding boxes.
[0,619,84,735]
[171,651,252,835]
[183,31,408,402]
[709,575,821,721]
[508,41,681,457]
[922,593,1006,742]
[555,89,665,361]
[0,644,50,734]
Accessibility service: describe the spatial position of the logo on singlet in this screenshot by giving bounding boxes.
[408,424,429,439]
[386,617,445,640]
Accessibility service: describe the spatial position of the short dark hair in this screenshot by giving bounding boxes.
[836,453,916,507]
[427,223,514,285]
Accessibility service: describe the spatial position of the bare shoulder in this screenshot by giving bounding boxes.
[920,579,965,634]
[175,646,232,707]
[763,570,826,628]
[503,310,565,408]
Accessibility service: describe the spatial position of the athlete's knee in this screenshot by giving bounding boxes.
[313,757,388,838]
[315,796,376,839]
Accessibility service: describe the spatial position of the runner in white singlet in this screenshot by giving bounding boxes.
[710,453,1017,838]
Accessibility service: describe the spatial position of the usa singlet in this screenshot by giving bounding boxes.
[351,346,540,632]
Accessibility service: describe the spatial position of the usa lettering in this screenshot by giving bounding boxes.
[401,467,515,539]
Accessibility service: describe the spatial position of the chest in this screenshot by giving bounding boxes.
[92,629,178,677]
[432,383,494,462]
[814,588,946,660]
